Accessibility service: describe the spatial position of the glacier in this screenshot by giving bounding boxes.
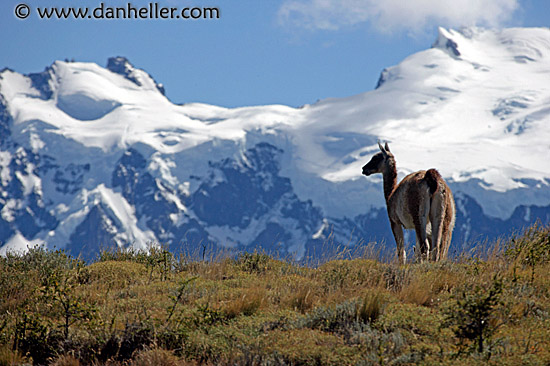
[1,27,550,260]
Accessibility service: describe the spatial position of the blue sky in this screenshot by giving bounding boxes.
[1,0,549,108]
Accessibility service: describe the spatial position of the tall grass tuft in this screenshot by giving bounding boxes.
[223,287,266,318]
[357,292,385,324]
[0,345,27,366]
[131,347,184,366]
[50,354,80,366]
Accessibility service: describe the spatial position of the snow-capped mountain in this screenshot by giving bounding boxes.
[1,27,550,260]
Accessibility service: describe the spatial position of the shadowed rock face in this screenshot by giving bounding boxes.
[0,97,11,145]
[27,67,54,100]
[0,146,58,245]
[1,129,549,262]
[191,143,292,228]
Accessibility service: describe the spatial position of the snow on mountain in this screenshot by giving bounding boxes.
[1,27,550,260]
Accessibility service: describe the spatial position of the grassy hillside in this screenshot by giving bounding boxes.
[1,223,549,366]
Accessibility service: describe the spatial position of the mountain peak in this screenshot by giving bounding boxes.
[433,27,461,57]
[106,56,140,86]
[106,56,166,95]
[106,56,134,73]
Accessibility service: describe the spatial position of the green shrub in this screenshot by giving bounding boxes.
[443,276,503,355]
[297,295,385,337]
[236,251,271,274]
[506,222,550,283]
[2,246,81,280]
[98,245,175,281]
[40,266,97,339]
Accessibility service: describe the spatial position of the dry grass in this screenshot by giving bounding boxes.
[0,346,28,366]
[357,291,386,323]
[399,278,434,306]
[50,354,80,366]
[222,286,267,318]
[130,347,189,366]
[287,285,315,313]
[0,223,549,365]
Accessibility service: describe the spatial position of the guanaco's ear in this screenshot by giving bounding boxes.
[378,141,388,157]
[384,142,390,152]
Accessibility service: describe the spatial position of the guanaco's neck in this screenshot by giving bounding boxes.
[382,159,398,203]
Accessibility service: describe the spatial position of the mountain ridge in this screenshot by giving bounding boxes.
[1,27,550,259]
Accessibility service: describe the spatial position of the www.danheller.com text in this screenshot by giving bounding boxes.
[25,2,221,20]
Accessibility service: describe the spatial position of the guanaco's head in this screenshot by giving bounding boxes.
[362,142,393,176]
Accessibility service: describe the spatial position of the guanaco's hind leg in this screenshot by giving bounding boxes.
[390,220,406,264]
[429,193,446,261]
[439,194,456,260]
[413,199,431,262]
[413,224,430,262]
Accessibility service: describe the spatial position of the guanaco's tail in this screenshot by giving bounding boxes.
[425,168,442,196]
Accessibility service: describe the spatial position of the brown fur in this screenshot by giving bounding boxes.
[425,168,440,195]
[362,142,455,263]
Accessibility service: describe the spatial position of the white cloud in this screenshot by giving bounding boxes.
[278,0,519,33]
